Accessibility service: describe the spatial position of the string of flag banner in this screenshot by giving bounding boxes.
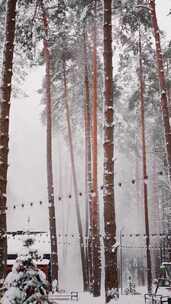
[5,232,171,239]
[5,237,171,250]
[5,170,167,210]
[4,231,171,249]
[5,244,170,250]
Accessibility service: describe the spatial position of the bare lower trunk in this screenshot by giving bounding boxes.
[40,0,58,284]
[63,57,88,291]
[92,1,101,296]
[148,0,171,181]
[152,156,160,278]
[83,28,92,292]
[166,59,171,117]
[138,28,152,294]
[0,0,17,280]
[103,1,118,302]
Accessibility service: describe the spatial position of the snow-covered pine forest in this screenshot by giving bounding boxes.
[0,0,171,303]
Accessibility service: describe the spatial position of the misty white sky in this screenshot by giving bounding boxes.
[156,0,171,39]
[6,1,171,232]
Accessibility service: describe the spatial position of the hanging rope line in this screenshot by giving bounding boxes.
[5,233,170,250]
[5,232,171,239]
[6,169,167,211]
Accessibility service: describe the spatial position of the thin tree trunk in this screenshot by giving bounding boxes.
[83,27,92,292]
[62,57,88,291]
[40,0,58,284]
[136,115,146,287]
[152,156,160,278]
[152,157,160,235]
[103,1,118,302]
[135,119,141,234]
[0,0,17,280]
[135,142,145,286]
[148,0,171,181]
[166,59,171,117]
[91,0,101,296]
[138,28,152,294]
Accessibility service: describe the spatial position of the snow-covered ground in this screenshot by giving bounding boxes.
[49,289,146,304]
[49,286,171,304]
[78,292,145,304]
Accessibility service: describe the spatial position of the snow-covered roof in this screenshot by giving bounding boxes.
[7,259,49,265]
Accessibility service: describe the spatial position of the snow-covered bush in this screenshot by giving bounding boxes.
[2,238,49,304]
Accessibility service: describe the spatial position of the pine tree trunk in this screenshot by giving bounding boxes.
[83,27,92,292]
[138,29,152,293]
[92,0,101,296]
[103,1,118,302]
[135,148,145,286]
[148,0,171,181]
[0,0,17,280]
[166,59,171,117]
[152,156,161,278]
[135,116,146,286]
[40,0,58,284]
[62,57,88,291]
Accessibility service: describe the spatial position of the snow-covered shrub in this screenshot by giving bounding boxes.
[2,238,49,303]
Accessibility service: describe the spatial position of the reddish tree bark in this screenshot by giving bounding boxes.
[138,29,152,294]
[91,0,101,296]
[152,156,161,278]
[166,59,171,117]
[62,57,88,291]
[103,1,118,302]
[83,27,92,291]
[148,0,171,181]
[0,0,17,280]
[40,0,58,284]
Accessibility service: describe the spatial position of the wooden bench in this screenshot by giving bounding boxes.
[144,294,171,304]
[49,291,78,302]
